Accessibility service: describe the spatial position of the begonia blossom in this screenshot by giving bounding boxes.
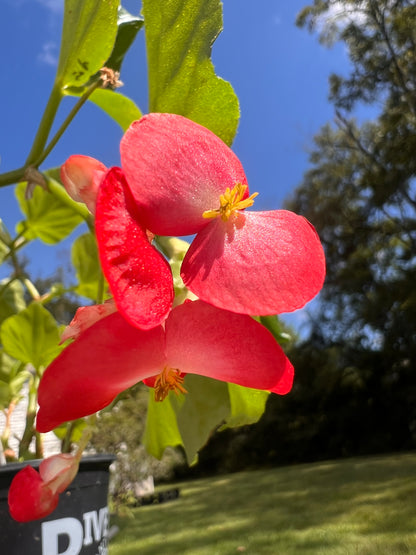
[36,300,294,433]
[119,113,326,316]
[8,453,80,522]
[61,113,325,326]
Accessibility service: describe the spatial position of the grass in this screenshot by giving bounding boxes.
[109,452,416,554]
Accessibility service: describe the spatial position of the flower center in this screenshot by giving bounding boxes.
[154,367,187,402]
[202,183,258,222]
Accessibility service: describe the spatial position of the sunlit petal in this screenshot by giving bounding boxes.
[182,210,326,315]
[95,167,174,329]
[120,113,248,235]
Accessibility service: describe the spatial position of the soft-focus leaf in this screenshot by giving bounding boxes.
[0,279,26,325]
[174,375,230,464]
[57,0,119,88]
[0,351,30,409]
[0,220,11,264]
[53,419,88,443]
[1,303,62,370]
[71,233,103,301]
[65,88,142,131]
[143,0,239,145]
[15,178,85,245]
[143,392,183,459]
[223,384,269,429]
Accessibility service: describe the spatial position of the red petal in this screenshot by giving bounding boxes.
[181,210,326,315]
[36,312,166,432]
[60,300,117,343]
[165,300,293,393]
[8,466,59,522]
[120,113,248,236]
[95,167,174,329]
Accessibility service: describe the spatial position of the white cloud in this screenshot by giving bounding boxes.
[37,41,59,67]
[35,0,63,14]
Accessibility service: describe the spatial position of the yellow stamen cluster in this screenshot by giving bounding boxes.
[154,367,188,402]
[203,183,258,221]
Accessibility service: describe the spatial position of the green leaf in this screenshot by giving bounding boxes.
[143,0,240,145]
[71,233,103,300]
[1,303,62,370]
[175,375,230,464]
[223,384,269,429]
[15,178,86,245]
[57,0,120,88]
[0,279,26,325]
[63,7,143,130]
[66,88,142,131]
[143,392,183,460]
[0,351,30,410]
[104,6,144,73]
[53,419,88,443]
[0,220,11,265]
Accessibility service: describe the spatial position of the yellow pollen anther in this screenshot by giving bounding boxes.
[154,367,187,402]
[202,183,259,221]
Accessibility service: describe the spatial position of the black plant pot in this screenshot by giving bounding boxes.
[0,454,115,555]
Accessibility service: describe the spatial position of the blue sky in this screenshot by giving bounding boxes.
[0,0,348,325]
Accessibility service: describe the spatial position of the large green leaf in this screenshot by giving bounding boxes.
[71,233,103,301]
[175,375,230,463]
[0,279,26,325]
[143,0,240,145]
[15,177,87,245]
[143,392,184,460]
[0,303,62,370]
[224,384,269,429]
[64,6,143,130]
[143,374,271,464]
[56,0,120,88]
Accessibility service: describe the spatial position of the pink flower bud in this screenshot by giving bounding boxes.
[60,155,107,214]
[8,453,80,522]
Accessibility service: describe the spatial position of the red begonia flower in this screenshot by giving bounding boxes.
[119,113,326,315]
[36,300,293,433]
[8,454,80,522]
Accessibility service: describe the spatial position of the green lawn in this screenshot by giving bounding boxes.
[110,452,416,554]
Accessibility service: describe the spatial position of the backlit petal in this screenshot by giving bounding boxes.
[165,300,293,393]
[8,466,58,522]
[95,167,174,329]
[36,312,166,432]
[181,210,326,315]
[39,454,79,494]
[60,155,107,214]
[120,113,248,236]
[60,300,117,343]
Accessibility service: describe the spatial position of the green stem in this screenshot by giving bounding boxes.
[19,374,39,459]
[0,77,102,188]
[33,80,102,168]
[0,167,27,188]
[25,83,63,167]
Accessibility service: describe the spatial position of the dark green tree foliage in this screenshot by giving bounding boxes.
[194,0,416,472]
[283,0,416,458]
